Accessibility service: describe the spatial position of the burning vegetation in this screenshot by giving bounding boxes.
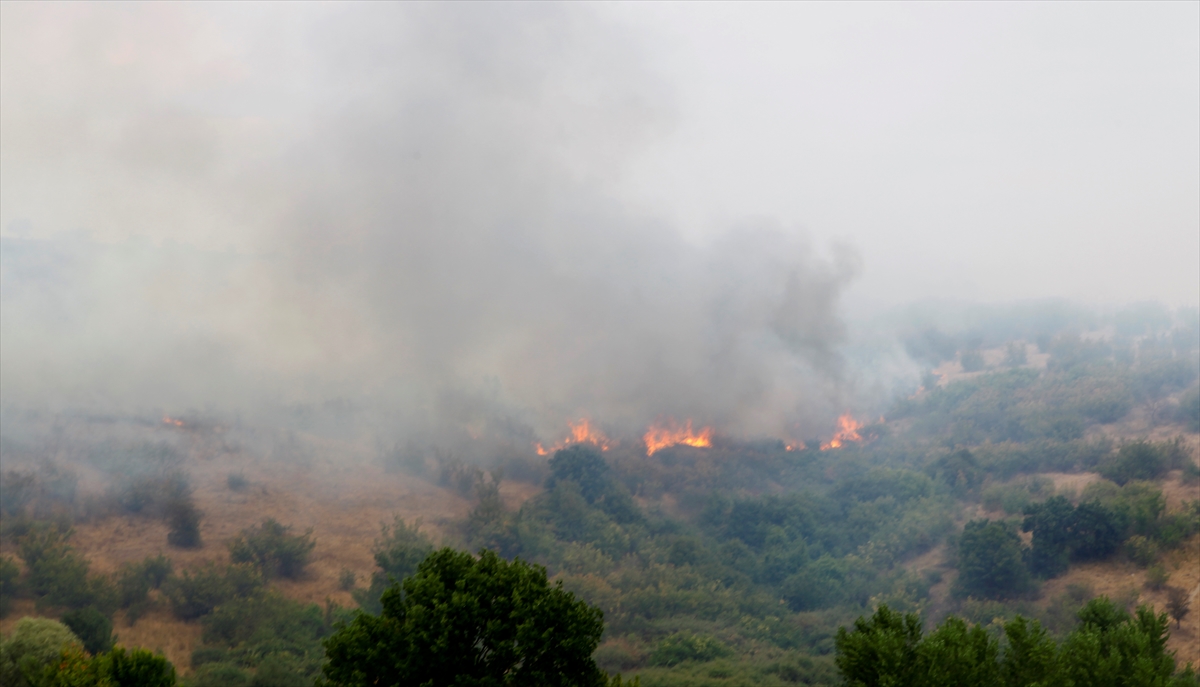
[820,413,866,450]
[535,419,612,456]
[642,419,714,456]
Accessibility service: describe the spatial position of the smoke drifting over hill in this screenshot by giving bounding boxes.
[1,4,861,451]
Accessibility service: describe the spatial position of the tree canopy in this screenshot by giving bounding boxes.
[321,548,608,687]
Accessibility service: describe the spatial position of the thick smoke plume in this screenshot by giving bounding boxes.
[0,4,858,453]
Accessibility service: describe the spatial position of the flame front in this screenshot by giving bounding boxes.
[163,415,185,427]
[536,419,611,456]
[820,413,863,450]
[644,419,713,456]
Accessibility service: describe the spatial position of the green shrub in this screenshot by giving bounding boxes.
[1144,564,1170,591]
[249,654,308,687]
[163,563,263,620]
[188,662,251,687]
[1124,535,1159,567]
[352,517,433,615]
[228,519,315,580]
[0,617,82,687]
[648,631,734,667]
[61,606,113,655]
[165,495,202,549]
[954,520,1035,600]
[1099,440,1167,485]
[18,526,114,612]
[103,646,177,687]
[337,569,356,591]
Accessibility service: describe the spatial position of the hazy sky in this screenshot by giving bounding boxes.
[1,2,1196,439]
[601,2,1200,309]
[3,2,1196,307]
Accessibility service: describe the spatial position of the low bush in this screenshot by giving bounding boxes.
[163,563,263,621]
[18,525,115,613]
[228,519,315,580]
[1145,564,1170,591]
[103,647,177,687]
[353,517,433,614]
[1099,440,1168,485]
[187,662,251,687]
[60,606,113,655]
[165,494,202,549]
[648,632,733,667]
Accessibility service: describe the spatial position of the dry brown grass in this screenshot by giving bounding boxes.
[0,423,513,673]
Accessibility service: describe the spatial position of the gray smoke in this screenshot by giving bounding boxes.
[0,3,859,451]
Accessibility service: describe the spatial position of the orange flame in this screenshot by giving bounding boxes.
[536,418,611,456]
[644,419,713,456]
[162,415,185,427]
[820,413,864,450]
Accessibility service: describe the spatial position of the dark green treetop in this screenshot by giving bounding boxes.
[321,548,607,687]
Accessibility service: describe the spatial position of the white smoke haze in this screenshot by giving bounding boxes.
[1,3,864,452]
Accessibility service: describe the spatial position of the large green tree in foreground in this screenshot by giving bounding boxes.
[321,548,607,687]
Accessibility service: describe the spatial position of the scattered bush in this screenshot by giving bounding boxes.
[1099,440,1168,485]
[103,647,177,687]
[1166,586,1190,628]
[648,632,732,667]
[18,526,114,612]
[228,519,315,579]
[1124,535,1159,567]
[1144,564,1170,591]
[60,606,113,655]
[163,563,263,620]
[353,517,433,614]
[337,569,356,591]
[954,519,1035,599]
[188,662,251,687]
[165,494,202,549]
[227,473,249,492]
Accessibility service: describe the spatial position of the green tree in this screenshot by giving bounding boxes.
[834,604,923,687]
[1056,597,1178,687]
[0,617,82,687]
[955,520,1034,600]
[352,517,434,615]
[61,607,113,655]
[918,616,1000,686]
[102,647,177,687]
[321,548,607,687]
[1023,496,1075,578]
[999,616,1056,687]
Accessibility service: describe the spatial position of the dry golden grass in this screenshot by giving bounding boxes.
[0,423,500,674]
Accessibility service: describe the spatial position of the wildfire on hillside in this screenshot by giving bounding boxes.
[644,419,713,456]
[536,418,612,455]
[162,415,185,427]
[820,413,864,450]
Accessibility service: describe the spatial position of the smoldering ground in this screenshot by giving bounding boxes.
[0,3,868,456]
